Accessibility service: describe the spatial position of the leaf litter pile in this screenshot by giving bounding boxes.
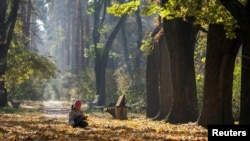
[0,102,208,141]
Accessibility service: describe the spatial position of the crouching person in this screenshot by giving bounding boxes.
[69,99,89,128]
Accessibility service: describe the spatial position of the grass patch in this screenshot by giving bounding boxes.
[0,106,41,113]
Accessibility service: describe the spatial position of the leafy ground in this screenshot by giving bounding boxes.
[0,101,208,141]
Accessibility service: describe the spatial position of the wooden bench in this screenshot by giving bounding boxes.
[104,95,127,120]
[104,102,116,117]
[93,105,105,112]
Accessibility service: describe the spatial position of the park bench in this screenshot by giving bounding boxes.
[104,94,127,120]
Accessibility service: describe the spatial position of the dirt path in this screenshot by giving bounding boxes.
[42,100,70,118]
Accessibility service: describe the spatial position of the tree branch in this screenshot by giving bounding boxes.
[220,0,245,25]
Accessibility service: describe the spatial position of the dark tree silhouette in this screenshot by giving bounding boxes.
[220,0,250,124]
[0,0,20,107]
[198,24,241,127]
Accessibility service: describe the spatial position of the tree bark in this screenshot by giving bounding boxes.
[20,0,31,50]
[146,36,160,118]
[95,15,127,105]
[153,33,173,120]
[164,18,199,123]
[220,0,250,125]
[198,24,240,127]
[0,0,20,107]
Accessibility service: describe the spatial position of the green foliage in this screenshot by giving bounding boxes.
[232,54,241,120]
[80,68,97,103]
[41,68,97,102]
[9,78,47,100]
[107,0,140,17]
[87,0,96,14]
[140,1,239,39]
[194,30,207,112]
[141,0,200,19]
[85,43,119,59]
[195,73,204,112]
[85,43,104,58]
[140,31,154,56]
[105,68,118,104]
[45,73,77,100]
[4,19,58,100]
[114,66,146,110]
[0,105,38,113]
[141,3,160,16]
[0,106,20,113]
[195,2,238,39]
[43,78,62,100]
[5,41,58,90]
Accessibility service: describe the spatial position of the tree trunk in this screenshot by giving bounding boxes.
[164,18,198,123]
[133,9,143,75]
[240,28,250,124]
[71,1,77,74]
[76,0,83,72]
[95,15,127,106]
[146,37,160,118]
[82,0,90,68]
[20,0,31,50]
[0,0,20,107]
[198,24,240,127]
[65,0,71,69]
[121,26,133,79]
[153,31,173,120]
[219,0,250,125]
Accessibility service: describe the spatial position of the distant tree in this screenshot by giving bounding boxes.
[121,25,133,79]
[70,0,77,74]
[133,9,143,76]
[91,0,129,105]
[0,0,20,107]
[20,0,32,50]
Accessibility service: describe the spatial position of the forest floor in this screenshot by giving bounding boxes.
[0,100,208,141]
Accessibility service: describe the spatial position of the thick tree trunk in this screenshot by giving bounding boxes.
[240,28,250,124]
[219,0,250,125]
[198,24,240,127]
[146,38,160,118]
[164,18,198,123]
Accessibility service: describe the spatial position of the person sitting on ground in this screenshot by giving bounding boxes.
[68,99,89,128]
